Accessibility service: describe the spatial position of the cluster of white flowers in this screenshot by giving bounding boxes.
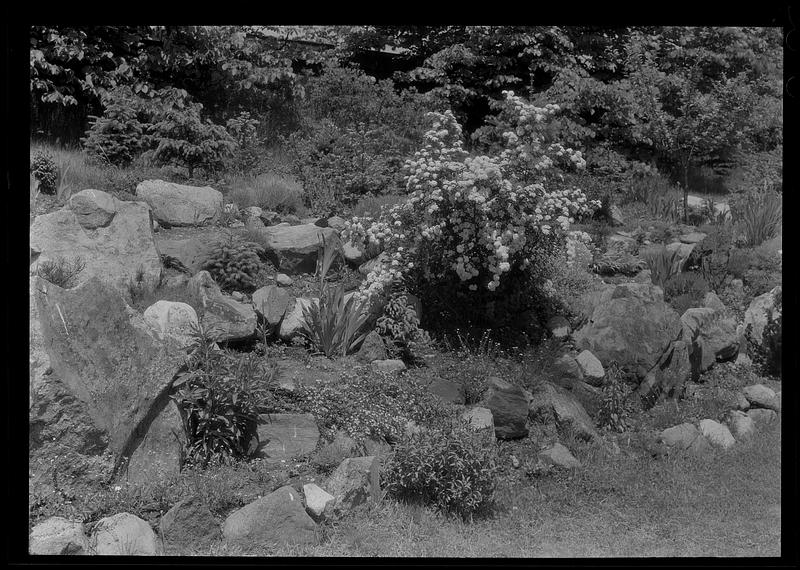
[565,230,593,266]
[342,93,600,303]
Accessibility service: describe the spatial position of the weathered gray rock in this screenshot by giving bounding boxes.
[356,330,387,362]
[681,307,739,372]
[727,411,755,440]
[372,359,406,374]
[679,231,707,245]
[743,384,778,411]
[699,419,735,449]
[744,286,782,346]
[553,354,584,385]
[154,229,229,276]
[481,377,529,439]
[637,339,692,405]
[189,271,257,342]
[547,315,571,339]
[121,398,183,484]
[278,297,316,341]
[574,283,682,379]
[136,180,223,227]
[143,300,199,349]
[90,513,160,555]
[659,423,701,449]
[747,408,778,424]
[326,216,347,231]
[69,189,117,229]
[251,285,292,328]
[253,413,320,461]
[528,381,598,440]
[735,392,751,411]
[462,407,494,434]
[30,517,90,555]
[303,484,336,519]
[538,443,581,469]
[159,496,220,555]
[575,350,605,386]
[222,486,317,548]
[276,273,293,287]
[253,223,341,273]
[665,241,697,272]
[343,241,364,265]
[30,196,162,300]
[30,277,183,483]
[703,291,727,313]
[324,456,382,515]
[427,377,466,405]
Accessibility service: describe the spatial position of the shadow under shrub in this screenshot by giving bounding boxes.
[382,425,499,521]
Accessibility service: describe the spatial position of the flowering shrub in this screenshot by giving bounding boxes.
[343,92,599,333]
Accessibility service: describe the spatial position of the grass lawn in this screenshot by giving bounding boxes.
[202,419,780,558]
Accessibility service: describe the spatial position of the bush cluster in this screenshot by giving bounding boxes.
[597,363,635,431]
[30,150,59,194]
[202,235,266,293]
[172,324,278,468]
[344,92,599,337]
[382,425,498,520]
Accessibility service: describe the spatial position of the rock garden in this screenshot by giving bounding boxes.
[27,25,782,558]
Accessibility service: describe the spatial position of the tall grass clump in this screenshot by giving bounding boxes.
[641,246,682,288]
[226,173,305,215]
[733,183,782,247]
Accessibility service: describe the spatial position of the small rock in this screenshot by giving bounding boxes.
[90,513,160,555]
[462,407,494,434]
[735,353,753,367]
[343,241,364,265]
[743,384,778,411]
[727,411,755,440]
[575,350,605,386]
[427,377,466,405]
[143,300,199,349]
[356,330,387,363]
[303,483,336,519]
[699,419,736,449]
[326,216,347,231]
[159,496,219,555]
[547,316,571,339]
[324,456,382,516]
[679,231,708,245]
[231,291,244,302]
[222,486,317,548]
[538,443,581,469]
[747,408,778,424]
[735,392,750,411]
[660,423,701,449]
[510,455,520,469]
[30,517,89,555]
[481,376,529,439]
[553,354,584,385]
[371,359,406,374]
[276,273,293,287]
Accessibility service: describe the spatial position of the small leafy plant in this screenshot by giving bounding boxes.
[734,183,782,248]
[597,363,635,432]
[382,424,498,521]
[301,235,370,358]
[375,288,430,361]
[30,150,59,195]
[202,235,266,293]
[172,323,277,468]
[663,271,709,315]
[36,256,87,288]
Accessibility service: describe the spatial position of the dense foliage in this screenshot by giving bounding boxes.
[202,235,267,293]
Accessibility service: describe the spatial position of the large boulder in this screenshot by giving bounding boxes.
[159,496,220,555]
[30,192,162,301]
[136,180,223,227]
[480,377,529,439]
[636,339,691,405]
[527,381,598,441]
[252,223,341,274]
[30,517,90,555]
[222,486,318,548]
[119,398,183,484]
[744,286,782,346]
[252,413,320,462]
[699,419,736,449]
[574,283,682,379]
[742,384,779,411]
[154,229,229,276]
[90,513,160,555]
[303,483,336,520]
[356,330,387,363]
[681,308,739,373]
[188,271,257,342]
[30,277,184,487]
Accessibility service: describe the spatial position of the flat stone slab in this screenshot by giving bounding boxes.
[254,413,320,461]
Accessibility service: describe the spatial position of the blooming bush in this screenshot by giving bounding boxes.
[343,92,599,334]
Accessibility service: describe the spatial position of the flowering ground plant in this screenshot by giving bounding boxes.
[343,91,599,331]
